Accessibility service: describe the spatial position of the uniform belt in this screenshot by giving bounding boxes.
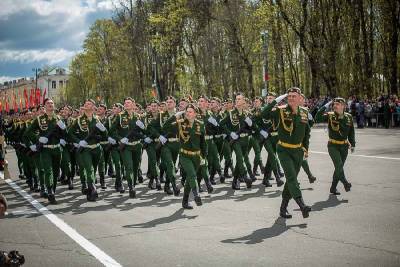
[205,136,214,140]
[99,141,109,145]
[270,132,278,136]
[239,133,248,138]
[168,138,179,142]
[86,144,100,149]
[180,148,201,156]
[329,138,348,145]
[278,140,302,149]
[43,144,60,149]
[126,141,141,146]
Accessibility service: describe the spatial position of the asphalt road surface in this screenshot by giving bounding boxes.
[1,128,400,267]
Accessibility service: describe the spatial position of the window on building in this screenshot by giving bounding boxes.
[52,81,56,89]
[59,80,63,87]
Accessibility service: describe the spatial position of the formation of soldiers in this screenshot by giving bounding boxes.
[1,87,356,218]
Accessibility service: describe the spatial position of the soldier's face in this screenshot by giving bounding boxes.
[124,99,135,111]
[235,95,245,109]
[333,102,345,114]
[254,99,262,108]
[210,100,218,110]
[150,103,158,113]
[45,100,54,113]
[287,92,300,107]
[267,96,275,104]
[185,107,196,121]
[166,99,175,110]
[198,98,208,110]
[97,107,106,116]
[179,101,188,111]
[84,101,95,112]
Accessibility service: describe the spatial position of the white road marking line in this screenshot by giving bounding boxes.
[310,150,400,161]
[0,174,122,267]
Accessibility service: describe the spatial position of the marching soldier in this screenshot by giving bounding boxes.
[262,88,312,219]
[300,94,316,184]
[220,93,253,190]
[25,98,67,204]
[165,104,206,209]
[68,99,108,201]
[248,97,265,178]
[59,106,74,190]
[315,97,355,195]
[110,97,145,198]
[96,103,109,189]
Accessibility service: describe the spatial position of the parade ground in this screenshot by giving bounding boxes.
[1,127,400,267]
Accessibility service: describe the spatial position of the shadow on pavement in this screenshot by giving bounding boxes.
[221,217,307,244]
[123,209,198,228]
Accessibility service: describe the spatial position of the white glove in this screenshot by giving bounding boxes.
[275,93,288,103]
[260,130,268,139]
[244,117,252,127]
[135,120,145,129]
[230,132,239,140]
[144,137,152,144]
[29,145,37,152]
[60,139,67,146]
[108,137,116,145]
[73,143,80,148]
[222,134,227,138]
[39,137,48,144]
[120,137,129,144]
[175,111,184,118]
[57,120,66,130]
[200,159,206,166]
[208,117,218,126]
[324,100,333,109]
[79,140,88,147]
[308,113,313,121]
[159,135,167,145]
[96,122,106,132]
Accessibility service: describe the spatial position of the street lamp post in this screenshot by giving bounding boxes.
[261,31,269,97]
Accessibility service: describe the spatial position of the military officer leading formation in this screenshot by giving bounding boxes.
[1,87,356,218]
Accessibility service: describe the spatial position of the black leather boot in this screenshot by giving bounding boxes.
[100,174,107,189]
[217,169,224,183]
[171,181,180,196]
[308,175,317,184]
[232,176,240,190]
[279,198,292,219]
[209,170,217,185]
[87,183,98,202]
[182,186,193,209]
[148,177,155,190]
[128,180,136,198]
[343,180,352,192]
[224,165,232,179]
[252,164,259,177]
[205,180,214,194]
[164,183,173,195]
[244,175,253,189]
[294,197,311,218]
[263,169,272,187]
[197,177,204,193]
[40,185,48,198]
[155,177,162,191]
[68,177,74,190]
[192,188,202,206]
[47,186,57,204]
[330,179,340,195]
[159,169,165,183]
[81,183,88,195]
[249,170,257,182]
[138,169,144,184]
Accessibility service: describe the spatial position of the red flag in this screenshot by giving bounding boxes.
[24,87,28,109]
[42,88,47,104]
[13,91,17,111]
[36,88,40,106]
[19,91,23,111]
[0,101,2,112]
[5,99,9,113]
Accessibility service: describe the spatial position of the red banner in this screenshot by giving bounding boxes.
[42,88,47,104]
[24,87,28,109]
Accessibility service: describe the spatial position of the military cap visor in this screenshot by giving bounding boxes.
[286,87,302,94]
[333,97,346,104]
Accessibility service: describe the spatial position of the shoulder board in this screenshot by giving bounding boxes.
[195,119,204,125]
[176,118,185,123]
[299,106,308,112]
[277,104,287,109]
[327,111,335,115]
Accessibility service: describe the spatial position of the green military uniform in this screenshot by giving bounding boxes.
[69,113,108,201]
[157,110,181,196]
[97,115,109,189]
[25,113,65,204]
[60,117,74,190]
[262,90,311,219]
[171,114,207,209]
[301,111,316,183]
[21,118,39,192]
[220,108,253,190]
[249,106,264,177]
[143,112,162,190]
[211,109,226,182]
[315,99,355,194]
[110,110,144,198]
